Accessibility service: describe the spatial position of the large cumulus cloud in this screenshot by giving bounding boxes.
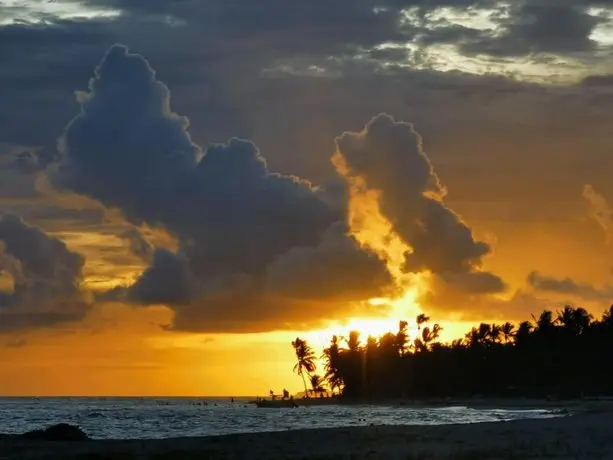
[0,214,89,332]
[55,45,392,332]
[333,113,507,314]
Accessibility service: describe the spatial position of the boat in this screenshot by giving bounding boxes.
[256,399,299,408]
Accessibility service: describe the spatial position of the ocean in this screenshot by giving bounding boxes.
[0,397,560,440]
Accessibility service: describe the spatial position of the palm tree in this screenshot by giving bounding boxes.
[501,322,515,344]
[291,337,316,397]
[465,327,481,348]
[489,324,502,344]
[478,323,492,344]
[396,320,409,355]
[322,335,343,394]
[533,310,556,336]
[343,330,365,399]
[379,332,397,355]
[416,313,430,331]
[422,323,442,346]
[557,306,592,337]
[515,320,533,347]
[345,330,361,352]
[602,305,613,327]
[309,374,326,397]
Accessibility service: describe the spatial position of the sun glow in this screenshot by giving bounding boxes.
[304,285,425,350]
[301,149,432,349]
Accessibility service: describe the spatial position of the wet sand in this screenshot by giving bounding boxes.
[2,405,612,459]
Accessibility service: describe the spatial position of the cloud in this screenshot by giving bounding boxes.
[580,74,613,87]
[78,0,411,56]
[3,5,612,329]
[2,5,613,177]
[583,184,613,243]
[69,0,613,78]
[333,113,506,308]
[55,45,393,332]
[119,227,154,263]
[4,337,27,348]
[527,270,613,302]
[420,285,555,321]
[461,2,605,58]
[126,249,196,306]
[265,223,393,301]
[0,214,89,332]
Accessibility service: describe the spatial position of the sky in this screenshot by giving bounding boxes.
[2,0,613,396]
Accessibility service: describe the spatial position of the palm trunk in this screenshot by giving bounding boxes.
[301,373,308,397]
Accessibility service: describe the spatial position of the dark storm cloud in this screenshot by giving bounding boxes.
[581,74,613,87]
[1,0,613,158]
[56,45,392,332]
[0,214,89,333]
[0,19,119,145]
[265,223,392,301]
[79,0,409,54]
[127,249,196,305]
[460,1,609,58]
[119,228,154,262]
[0,17,252,148]
[71,0,613,66]
[528,271,613,302]
[54,45,335,276]
[334,113,505,294]
[2,1,613,331]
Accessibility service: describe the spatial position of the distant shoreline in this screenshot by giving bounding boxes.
[254,395,613,412]
[2,408,613,459]
[343,396,613,410]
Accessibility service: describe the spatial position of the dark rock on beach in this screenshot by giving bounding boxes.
[20,423,90,442]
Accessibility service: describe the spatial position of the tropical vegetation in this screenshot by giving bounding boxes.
[292,305,613,400]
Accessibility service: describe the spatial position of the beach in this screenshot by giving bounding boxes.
[2,405,613,460]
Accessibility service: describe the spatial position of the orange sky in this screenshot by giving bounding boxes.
[1,213,610,397]
[2,29,613,397]
[2,145,613,396]
[1,148,612,396]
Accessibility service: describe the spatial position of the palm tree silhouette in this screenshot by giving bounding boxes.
[309,374,326,397]
[501,322,515,344]
[422,324,442,348]
[396,320,410,355]
[557,306,592,337]
[416,314,430,331]
[289,304,613,401]
[345,330,361,352]
[515,320,533,347]
[489,324,502,344]
[292,337,316,397]
[322,335,343,394]
[602,305,613,327]
[534,310,556,337]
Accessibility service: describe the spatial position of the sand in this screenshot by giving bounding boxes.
[2,406,613,459]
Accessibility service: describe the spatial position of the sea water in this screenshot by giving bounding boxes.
[0,397,560,439]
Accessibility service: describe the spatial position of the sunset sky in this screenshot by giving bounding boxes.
[2,0,613,396]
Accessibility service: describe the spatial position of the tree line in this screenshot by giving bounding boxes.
[291,305,613,400]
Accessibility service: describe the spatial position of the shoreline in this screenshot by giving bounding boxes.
[294,396,613,412]
[2,405,613,459]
